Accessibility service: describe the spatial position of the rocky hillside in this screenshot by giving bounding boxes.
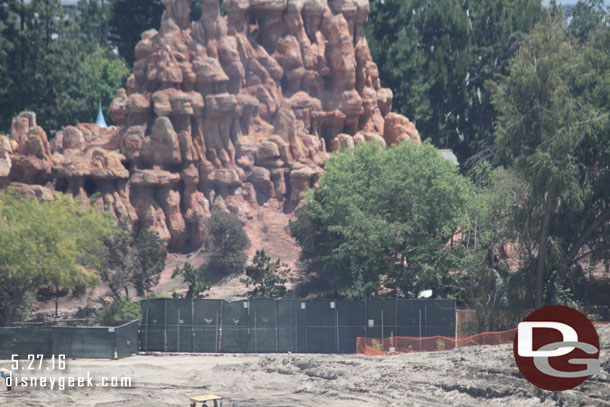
[0,0,419,253]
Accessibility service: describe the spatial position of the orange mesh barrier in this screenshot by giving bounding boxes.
[357,329,516,355]
[357,321,610,355]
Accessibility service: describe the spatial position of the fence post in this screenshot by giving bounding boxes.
[144,308,149,352]
[191,299,195,353]
[162,299,167,352]
[424,300,428,338]
[335,307,339,353]
[418,309,422,352]
[177,308,180,353]
[381,308,384,353]
[247,300,251,353]
[455,308,459,344]
[254,310,258,353]
[364,298,367,345]
[395,298,398,339]
[217,303,222,353]
[275,299,279,353]
[305,301,308,353]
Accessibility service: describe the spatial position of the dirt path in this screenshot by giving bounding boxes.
[1,325,608,406]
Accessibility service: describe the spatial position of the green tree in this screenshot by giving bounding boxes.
[200,211,251,278]
[74,0,111,46]
[0,2,18,130]
[0,192,114,325]
[100,221,166,300]
[492,16,610,308]
[100,298,141,325]
[172,262,210,299]
[241,250,289,298]
[566,0,608,44]
[0,0,128,132]
[289,141,473,298]
[132,229,167,297]
[108,0,163,65]
[70,45,129,126]
[449,164,528,330]
[100,219,133,300]
[365,0,544,166]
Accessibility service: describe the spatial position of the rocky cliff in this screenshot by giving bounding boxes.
[0,0,419,252]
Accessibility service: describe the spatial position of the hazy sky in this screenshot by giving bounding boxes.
[542,0,610,4]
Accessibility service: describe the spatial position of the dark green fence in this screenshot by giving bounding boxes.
[140,299,456,354]
[0,320,139,359]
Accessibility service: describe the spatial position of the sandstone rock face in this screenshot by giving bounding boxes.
[3,0,418,252]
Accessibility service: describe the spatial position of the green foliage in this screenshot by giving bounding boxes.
[172,262,210,299]
[566,0,609,44]
[108,0,164,65]
[100,298,141,325]
[241,250,288,298]
[289,141,473,299]
[0,0,128,132]
[72,44,130,125]
[100,221,167,300]
[492,16,610,307]
[200,211,251,278]
[74,0,111,46]
[190,0,202,20]
[132,229,167,297]
[450,165,528,330]
[365,0,544,165]
[0,192,114,326]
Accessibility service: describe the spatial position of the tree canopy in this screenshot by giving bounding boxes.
[289,141,473,299]
[100,220,167,300]
[365,0,544,166]
[0,192,115,325]
[0,0,129,132]
[242,250,289,298]
[108,0,164,66]
[200,211,251,279]
[492,15,610,308]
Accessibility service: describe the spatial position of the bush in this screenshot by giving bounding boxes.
[172,262,210,299]
[289,141,473,298]
[200,211,251,279]
[241,250,288,298]
[100,299,141,326]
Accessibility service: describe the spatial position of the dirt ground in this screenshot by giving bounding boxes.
[1,325,608,407]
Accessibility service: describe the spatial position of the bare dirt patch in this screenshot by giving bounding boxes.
[1,325,608,406]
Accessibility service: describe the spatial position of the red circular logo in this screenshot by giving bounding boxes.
[513,305,600,391]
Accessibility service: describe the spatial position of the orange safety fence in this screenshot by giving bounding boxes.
[357,321,610,356]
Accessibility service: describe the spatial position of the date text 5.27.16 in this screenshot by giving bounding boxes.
[11,354,66,370]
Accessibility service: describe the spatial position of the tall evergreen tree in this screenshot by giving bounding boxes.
[492,16,610,308]
[566,0,608,44]
[75,0,111,46]
[365,0,544,167]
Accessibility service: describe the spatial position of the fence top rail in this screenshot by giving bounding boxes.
[2,320,140,330]
[115,319,140,329]
[140,298,457,303]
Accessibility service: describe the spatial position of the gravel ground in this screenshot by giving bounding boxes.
[1,325,608,406]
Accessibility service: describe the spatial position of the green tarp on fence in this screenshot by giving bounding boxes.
[0,320,139,359]
[140,299,456,354]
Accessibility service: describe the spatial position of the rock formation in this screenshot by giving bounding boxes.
[1,0,419,252]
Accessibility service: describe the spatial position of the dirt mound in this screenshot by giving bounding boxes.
[2,325,607,406]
